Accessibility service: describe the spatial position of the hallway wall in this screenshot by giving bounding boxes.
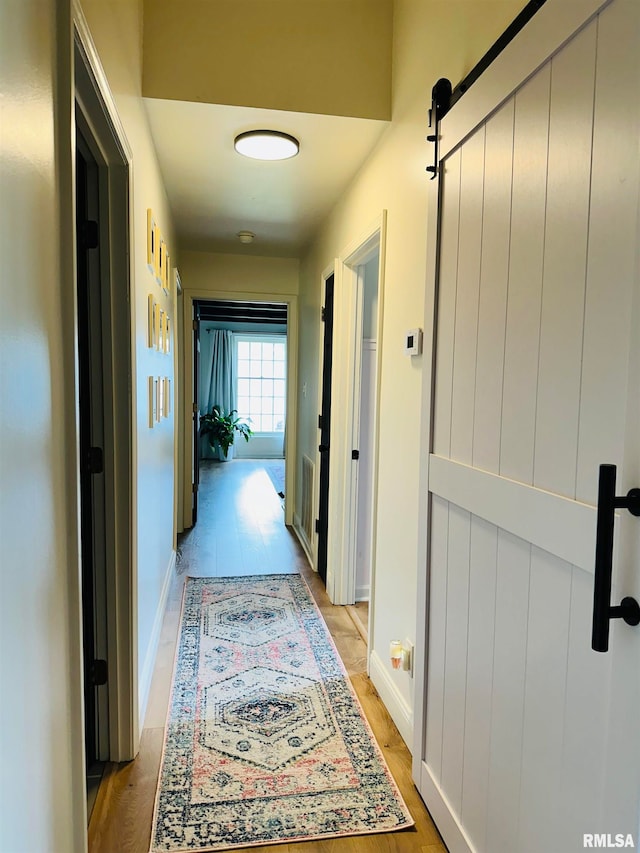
[79,0,178,727]
[296,0,523,744]
[1,2,86,851]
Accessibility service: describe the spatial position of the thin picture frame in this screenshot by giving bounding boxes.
[146,209,157,272]
[147,294,154,348]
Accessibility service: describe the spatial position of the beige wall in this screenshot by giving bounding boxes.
[143,0,392,120]
[297,0,523,740]
[0,1,86,850]
[180,250,299,297]
[80,0,178,726]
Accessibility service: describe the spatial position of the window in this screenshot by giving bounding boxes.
[235,335,286,433]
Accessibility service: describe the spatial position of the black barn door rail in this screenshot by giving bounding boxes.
[426,0,548,177]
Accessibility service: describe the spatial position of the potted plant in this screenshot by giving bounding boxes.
[199,405,252,461]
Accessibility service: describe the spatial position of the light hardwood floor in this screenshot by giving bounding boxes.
[88,460,445,853]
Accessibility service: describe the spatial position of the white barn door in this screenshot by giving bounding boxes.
[417,1,640,851]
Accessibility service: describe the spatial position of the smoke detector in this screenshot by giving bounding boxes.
[237,231,255,244]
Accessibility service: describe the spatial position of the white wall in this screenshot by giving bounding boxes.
[296,0,524,743]
[79,0,178,727]
[0,1,86,850]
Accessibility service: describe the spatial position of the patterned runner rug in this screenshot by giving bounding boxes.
[150,574,413,851]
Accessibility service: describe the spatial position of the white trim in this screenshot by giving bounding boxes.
[315,263,336,579]
[72,0,133,163]
[440,0,612,159]
[418,762,475,853]
[292,513,314,569]
[369,650,413,748]
[182,289,298,528]
[138,550,175,731]
[73,0,138,762]
[413,173,440,781]
[327,213,387,606]
[355,584,370,602]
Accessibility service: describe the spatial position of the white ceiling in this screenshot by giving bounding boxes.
[143,98,389,258]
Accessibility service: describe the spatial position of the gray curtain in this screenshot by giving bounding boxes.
[200,329,235,458]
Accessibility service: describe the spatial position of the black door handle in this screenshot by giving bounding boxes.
[319,444,329,453]
[592,464,640,653]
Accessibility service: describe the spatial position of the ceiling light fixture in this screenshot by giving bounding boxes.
[237,231,255,244]
[234,130,299,161]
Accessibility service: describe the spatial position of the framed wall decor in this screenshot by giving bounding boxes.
[154,303,161,350]
[164,254,171,294]
[147,294,154,348]
[164,315,170,354]
[148,376,156,427]
[146,209,157,272]
[157,376,163,422]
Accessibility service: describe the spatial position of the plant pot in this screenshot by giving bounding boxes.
[217,444,234,462]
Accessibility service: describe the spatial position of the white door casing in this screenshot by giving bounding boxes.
[414,1,640,852]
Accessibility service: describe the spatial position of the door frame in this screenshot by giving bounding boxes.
[73,1,138,762]
[325,212,387,611]
[413,0,615,844]
[315,266,336,582]
[181,289,299,529]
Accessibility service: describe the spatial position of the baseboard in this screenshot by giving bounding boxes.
[355,584,370,601]
[292,513,314,569]
[138,549,175,731]
[369,649,413,749]
[418,761,475,853]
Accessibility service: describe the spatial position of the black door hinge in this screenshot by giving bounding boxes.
[315,519,320,533]
[321,307,326,322]
[86,446,104,475]
[318,415,324,430]
[352,449,360,460]
[90,659,108,687]
[79,219,99,250]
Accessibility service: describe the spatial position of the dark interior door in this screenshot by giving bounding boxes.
[76,132,108,773]
[317,274,334,584]
[192,301,201,526]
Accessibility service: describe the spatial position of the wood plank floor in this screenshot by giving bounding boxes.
[88,460,445,853]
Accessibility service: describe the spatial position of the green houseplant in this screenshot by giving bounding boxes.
[199,405,252,460]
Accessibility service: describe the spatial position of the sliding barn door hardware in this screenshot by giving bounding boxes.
[426,0,548,179]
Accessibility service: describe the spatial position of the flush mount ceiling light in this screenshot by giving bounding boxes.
[234,130,299,161]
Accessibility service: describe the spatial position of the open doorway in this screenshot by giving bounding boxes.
[325,214,386,624]
[185,295,297,531]
[74,14,137,814]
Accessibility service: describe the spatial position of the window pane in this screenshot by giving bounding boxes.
[235,336,287,435]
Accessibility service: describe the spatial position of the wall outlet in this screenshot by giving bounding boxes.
[402,639,414,676]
